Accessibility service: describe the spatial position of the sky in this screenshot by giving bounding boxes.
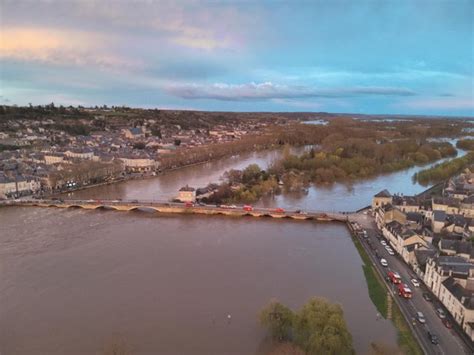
[0,0,473,116]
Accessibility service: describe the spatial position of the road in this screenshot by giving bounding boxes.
[351,213,471,355]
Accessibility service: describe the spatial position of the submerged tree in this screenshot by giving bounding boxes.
[259,297,354,355]
[293,297,354,355]
[260,299,294,342]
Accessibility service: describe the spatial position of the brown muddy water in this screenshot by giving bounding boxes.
[0,207,397,354]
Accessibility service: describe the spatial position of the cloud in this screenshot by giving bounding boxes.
[163,81,416,101]
[1,1,252,51]
[0,27,143,70]
[400,97,474,110]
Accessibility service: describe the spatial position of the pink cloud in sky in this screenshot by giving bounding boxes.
[0,27,143,70]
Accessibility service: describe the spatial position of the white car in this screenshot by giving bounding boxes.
[416,311,426,324]
[380,258,388,267]
[386,248,395,256]
[411,278,420,287]
[381,240,387,246]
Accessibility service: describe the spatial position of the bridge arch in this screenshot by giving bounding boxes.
[68,205,84,209]
[128,206,159,213]
[94,205,118,211]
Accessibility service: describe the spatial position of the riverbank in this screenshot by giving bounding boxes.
[43,145,284,198]
[347,222,423,355]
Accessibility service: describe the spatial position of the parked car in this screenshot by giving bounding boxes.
[229,205,237,209]
[443,319,452,329]
[274,207,285,213]
[381,240,387,246]
[243,205,253,212]
[417,312,426,324]
[436,308,446,319]
[411,278,420,287]
[185,201,194,208]
[380,258,388,267]
[427,331,439,345]
[422,293,432,302]
[386,248,395,256]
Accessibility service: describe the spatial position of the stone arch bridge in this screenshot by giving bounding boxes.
[0,199,351,222]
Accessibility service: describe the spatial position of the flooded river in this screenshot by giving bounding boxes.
[0,142,464,354]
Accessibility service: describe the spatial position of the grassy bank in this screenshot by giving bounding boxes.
[392,303,423,355]
[350,232,422,354]
[351,236,388,318]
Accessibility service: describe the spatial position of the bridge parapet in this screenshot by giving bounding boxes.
[1,199,351,222]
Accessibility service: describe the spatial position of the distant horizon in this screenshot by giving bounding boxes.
[1,0,473,116]
[3,103,473,119]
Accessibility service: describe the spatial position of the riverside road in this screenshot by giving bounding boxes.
[353,213,472,355]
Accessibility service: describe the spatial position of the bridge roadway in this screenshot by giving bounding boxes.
[0,198,350,222]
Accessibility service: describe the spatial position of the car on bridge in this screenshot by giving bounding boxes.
[243,205,253,212]
[274,208,285,213]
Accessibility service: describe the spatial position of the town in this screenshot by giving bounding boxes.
[370,169,474,346]
[0,105,281,199]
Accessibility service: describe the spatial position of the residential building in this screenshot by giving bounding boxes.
[177,185,196,202]
[372,189,392,210]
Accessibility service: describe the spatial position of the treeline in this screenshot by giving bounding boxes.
[201,164,280,204]
[457,139,474,151]
[51,123,91,136]
[159,132,279,170]
[0,144,22,151]
[0,103,88,121]
[259,297,354,355]
[413,152,474,186]
[48,161,124,189]
[267,139,457,184]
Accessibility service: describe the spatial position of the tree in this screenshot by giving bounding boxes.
[151,127,162,138]
[259,297,354,355]
[259,299,294,341]
[293,297,354,355]
[242,164,262,185]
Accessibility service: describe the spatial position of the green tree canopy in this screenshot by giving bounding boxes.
[259,297,354,355]
[259,299,294,342]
